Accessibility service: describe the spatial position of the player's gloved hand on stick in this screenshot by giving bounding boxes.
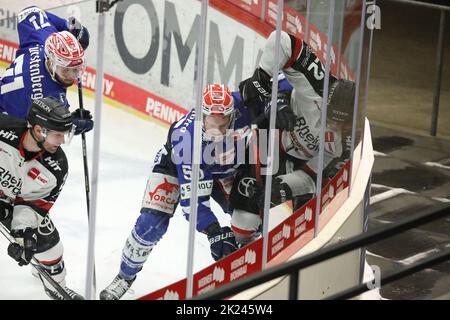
[71,108,94,135]
[264,91,296,131]
[7,228,38,266]
[67,16,90,50]
[239,67,272,120]
[205,223,238,261]
[0,200,12,221]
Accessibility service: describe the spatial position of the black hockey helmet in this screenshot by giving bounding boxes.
[27,96,73,132]
[327,79,356,123]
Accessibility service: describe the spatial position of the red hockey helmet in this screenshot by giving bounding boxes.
[202,84,234,116]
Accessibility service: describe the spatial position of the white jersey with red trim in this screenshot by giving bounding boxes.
[259,31,342,162]
[0,114,68,230]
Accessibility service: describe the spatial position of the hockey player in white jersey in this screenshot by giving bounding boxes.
[0,96,83,300]
[230,30,355,244]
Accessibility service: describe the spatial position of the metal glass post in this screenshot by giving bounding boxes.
[186,0,208,299]
[336,0,346,76]
[361,0,376,160]
[430,10,446,137]
[313,1,336,238]
[347,0,366,192]
[262,0,284,271]
[261,0,267,20]
[305,0,311,42]
[85,5,106,300]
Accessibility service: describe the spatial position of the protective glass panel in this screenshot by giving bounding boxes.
[338,0,365,184]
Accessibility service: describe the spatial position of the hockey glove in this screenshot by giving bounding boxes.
[239,68,272,120]
[205,223,238,261]
[72,109,94,135]
[264,91,297,131]
[0,200,12,221]
[323,136,351,179]
[67,16,90,50]
[8,228,38,266]
[256,177,293,210]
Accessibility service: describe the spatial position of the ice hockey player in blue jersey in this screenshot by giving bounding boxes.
[0,6,93,135]
[99,83,292,300]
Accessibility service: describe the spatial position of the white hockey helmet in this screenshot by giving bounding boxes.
[44,31,85,86]
[202,84,235,140]
[202,84,235,116]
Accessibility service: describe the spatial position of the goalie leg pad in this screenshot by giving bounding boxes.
[120,209,170,279]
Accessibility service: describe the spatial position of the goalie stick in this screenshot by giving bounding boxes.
[0,222,73,300]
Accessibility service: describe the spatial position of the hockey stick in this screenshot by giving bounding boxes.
[0,222,72,300]
[76,78,97,294]
[77,78,91,219]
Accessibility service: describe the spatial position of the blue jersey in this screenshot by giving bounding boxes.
[0,6,70,119]
[168,91,257,231]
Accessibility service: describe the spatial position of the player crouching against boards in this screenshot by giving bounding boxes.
[0,97,84,300]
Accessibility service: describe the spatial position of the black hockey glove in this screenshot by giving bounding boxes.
[67,16,90,50]
[323,135,351,179]
[0,200,13,221]
[8,228,38,266]
[71,108,94,135]
[205,223,238,261]
[264,91,297,131]
[256,177,293,210]
[239,68,272,120]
